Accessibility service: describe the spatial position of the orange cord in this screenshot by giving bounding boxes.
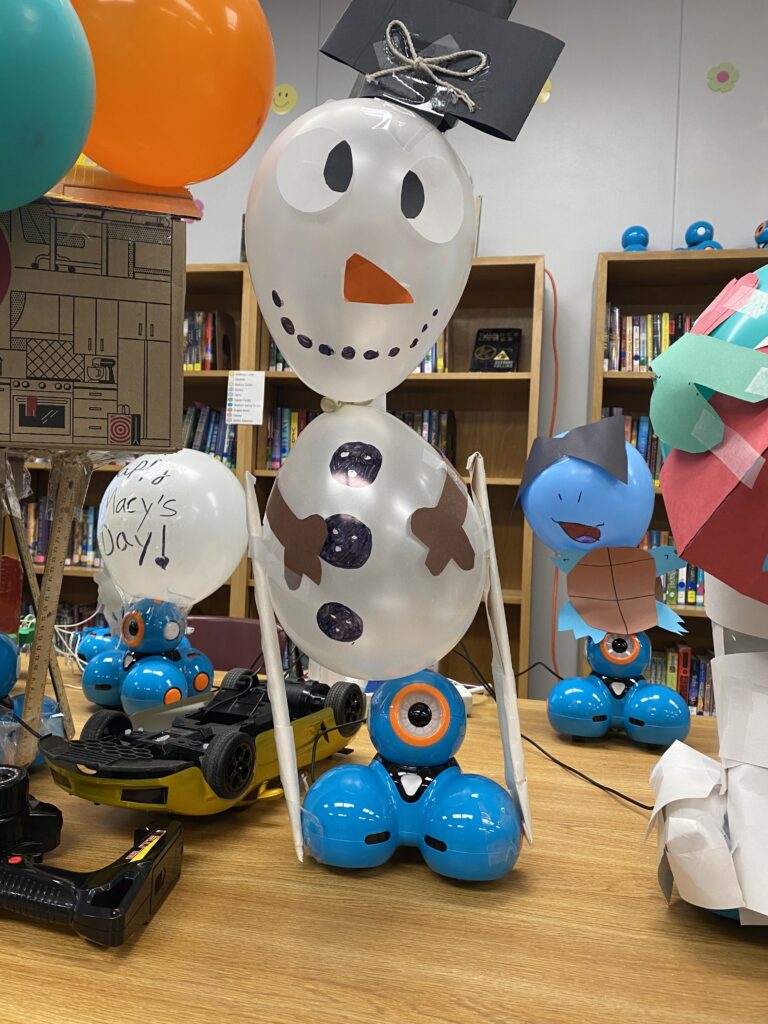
[543,268,561,677]
[544,268,560,439]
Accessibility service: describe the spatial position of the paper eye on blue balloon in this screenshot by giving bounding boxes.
[519,420,654,553]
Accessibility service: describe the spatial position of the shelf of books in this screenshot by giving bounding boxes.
[252,255,545,695]
[589,248,768,715]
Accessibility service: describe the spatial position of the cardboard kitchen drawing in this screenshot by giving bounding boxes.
[0,164,198,452]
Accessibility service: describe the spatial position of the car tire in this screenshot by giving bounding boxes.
[324,681,364,738]
[80,709,132,741]
[219,667,253,692]
[201,730,256,800]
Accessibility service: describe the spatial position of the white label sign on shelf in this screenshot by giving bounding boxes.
[226,371,265,426]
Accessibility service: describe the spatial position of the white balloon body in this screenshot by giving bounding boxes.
[245,97,476,403]
[261,404,488,679]
[98,449,248,607]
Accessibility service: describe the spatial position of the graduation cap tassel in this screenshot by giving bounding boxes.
[364,19,488,112]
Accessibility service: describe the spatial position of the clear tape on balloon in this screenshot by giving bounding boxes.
[0,457,23,520]
[692,414,765,487]
[723,285,768,319]
[365,22,491,118]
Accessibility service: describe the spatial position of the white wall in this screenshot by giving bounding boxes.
[188,0,768,697]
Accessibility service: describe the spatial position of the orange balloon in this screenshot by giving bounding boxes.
[71,0,275,187]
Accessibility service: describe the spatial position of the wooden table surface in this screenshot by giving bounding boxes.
[2,671,766,1024]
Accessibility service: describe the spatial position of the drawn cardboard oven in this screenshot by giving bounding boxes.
[659,392,768,605]
[0,165,199,452]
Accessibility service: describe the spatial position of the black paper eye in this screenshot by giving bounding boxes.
[402,155,467,243]
[401,170,425,219]
[324,140,353,193]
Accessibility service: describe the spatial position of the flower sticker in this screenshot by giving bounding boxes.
[182,197,205,225]
[708,63,739,92]
[536,78,552,104]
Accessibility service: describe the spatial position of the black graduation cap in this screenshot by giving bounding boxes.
[518,417,629,500]
[321,0,564,141]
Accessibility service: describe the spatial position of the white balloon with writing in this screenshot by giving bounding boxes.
[98,449,248,607]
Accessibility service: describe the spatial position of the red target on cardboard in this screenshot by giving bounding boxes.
[108,413,140,446]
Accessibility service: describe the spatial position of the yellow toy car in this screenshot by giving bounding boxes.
[40,670,364,816]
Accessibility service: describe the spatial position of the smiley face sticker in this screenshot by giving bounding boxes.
[272,83,298,116]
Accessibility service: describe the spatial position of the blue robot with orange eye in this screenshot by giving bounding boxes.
[548,632,690,747]
[82,599,213,716]
[302,670,522,881]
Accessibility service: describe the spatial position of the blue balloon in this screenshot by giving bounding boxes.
[0,0,95,212]
[520,439,654,552]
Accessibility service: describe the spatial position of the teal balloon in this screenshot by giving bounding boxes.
[0,0,95,213]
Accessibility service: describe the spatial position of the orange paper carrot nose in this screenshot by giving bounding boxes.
[343,253,413,305]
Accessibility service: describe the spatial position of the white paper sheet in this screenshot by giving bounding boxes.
[725,762,768,918]
[713,652,768,769]
[705,573,768,639]
[650,663,768,923]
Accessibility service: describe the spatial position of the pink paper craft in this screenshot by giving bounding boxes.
[660,393,768,603]
[692,272,759,337]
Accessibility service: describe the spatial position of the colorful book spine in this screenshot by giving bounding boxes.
[280,408,291,464]
[696,567,705,607]
[665,648,679,689]
[676,645,692,703]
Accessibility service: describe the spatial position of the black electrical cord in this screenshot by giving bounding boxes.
[308,717,368,783]
[521,731,654,811]
[517,661,564,683]
[451,644,654,813]
[0,696,45,741]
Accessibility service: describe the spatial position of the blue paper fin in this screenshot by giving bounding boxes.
[651,545,686,574]
[552,550,583,574]
[558,601,606,643]
[656,601,687,635]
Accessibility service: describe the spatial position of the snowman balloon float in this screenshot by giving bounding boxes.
[244,2,563,879]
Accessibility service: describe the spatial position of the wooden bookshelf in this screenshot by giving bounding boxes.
[589,249,768,658]
[11,259,544,694]
[251,255,545,695]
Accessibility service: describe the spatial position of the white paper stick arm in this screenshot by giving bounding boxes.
[245,472,304,862]
[468,452,533,843]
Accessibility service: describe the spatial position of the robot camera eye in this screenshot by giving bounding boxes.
[407,702,432,728]
[611,637,628,654]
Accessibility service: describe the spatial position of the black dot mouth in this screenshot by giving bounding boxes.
[272,289,438,365]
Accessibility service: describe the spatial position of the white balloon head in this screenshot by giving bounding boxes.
[245,97,476,403]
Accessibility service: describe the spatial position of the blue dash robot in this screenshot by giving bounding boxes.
[82,599,213,716]
[302,670,522,881]
[548,632,690,747]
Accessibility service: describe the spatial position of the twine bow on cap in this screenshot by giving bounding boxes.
[365,19,488,112]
